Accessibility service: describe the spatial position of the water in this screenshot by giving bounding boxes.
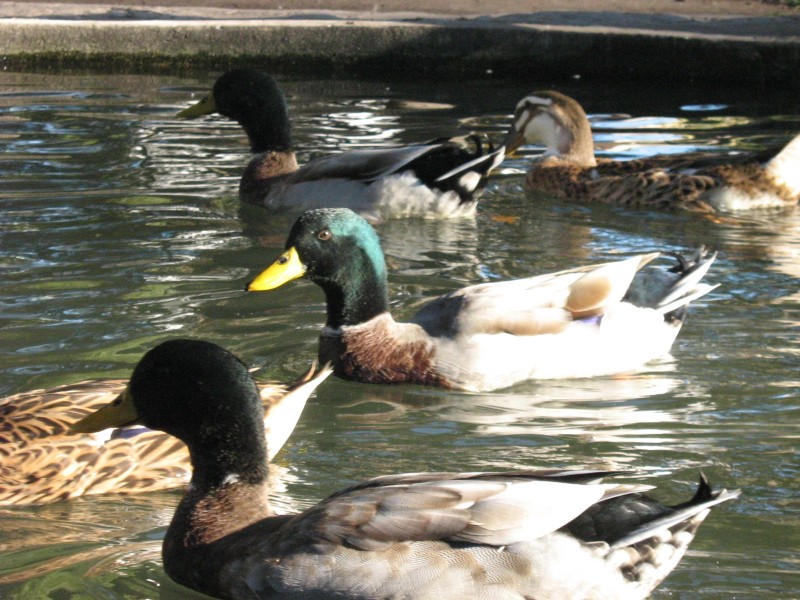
[1,69,799,598]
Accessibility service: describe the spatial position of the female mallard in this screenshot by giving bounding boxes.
[72,339,739,600]
[504,90,800,212]
[246,208,717,392]
[177,69,504,223]
[0,358,330,505]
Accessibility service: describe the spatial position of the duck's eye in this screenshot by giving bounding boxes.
[112,388,130,406]
[318,229,332,241]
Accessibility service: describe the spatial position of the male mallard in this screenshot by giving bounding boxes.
[0,359,330,505]
[72,339,739,600]
[246,208,717,392]
[504,90,800,212]
[177,69,504,223]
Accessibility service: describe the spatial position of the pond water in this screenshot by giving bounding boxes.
[1,70,799,599]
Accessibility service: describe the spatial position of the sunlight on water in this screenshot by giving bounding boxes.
[1,70,798,598]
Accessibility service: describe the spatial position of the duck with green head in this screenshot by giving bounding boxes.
[177,69,505,223]
[247,208,718,392]
[71,339,739,600]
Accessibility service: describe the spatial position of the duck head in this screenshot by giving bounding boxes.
[72,339,269,486]
[177,69,292,154]
[247,208,390,329]
[504,91,596,167]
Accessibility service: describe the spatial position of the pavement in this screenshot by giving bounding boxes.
[0,1,798,85]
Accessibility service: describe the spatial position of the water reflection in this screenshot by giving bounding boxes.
[0,497,167,590]
[333,361,717,448]
[0,462,305,598]
[377,218,480,277]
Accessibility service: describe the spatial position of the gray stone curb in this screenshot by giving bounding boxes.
[1,10,798,85]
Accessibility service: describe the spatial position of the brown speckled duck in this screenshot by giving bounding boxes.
[504,90,800,212]
[72,339,739,600]
[1,354,330,505]
[177,69,504,223]
[246,208,717,392]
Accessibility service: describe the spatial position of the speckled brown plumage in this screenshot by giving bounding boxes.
[0,376,191,504]
[0,365,329,505]
[506,90,800,212]
[0,378,126,449]
[526,156,795,212]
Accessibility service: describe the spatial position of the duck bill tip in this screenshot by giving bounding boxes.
[246,247,306,292]
[175,94,216,119]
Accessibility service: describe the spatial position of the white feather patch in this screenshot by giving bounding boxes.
[766,132,800,198]
[457,480,607,545]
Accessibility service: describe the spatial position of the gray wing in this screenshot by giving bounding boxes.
[287,144,438,184]
[411,254,659,338]
[272,470,649,552]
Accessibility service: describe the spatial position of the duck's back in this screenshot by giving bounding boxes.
[526,151,798,212]
[219,472,736,600]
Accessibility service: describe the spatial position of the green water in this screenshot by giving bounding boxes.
[1,70,799,598]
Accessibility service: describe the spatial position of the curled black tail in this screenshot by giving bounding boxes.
[407,135,505,203]
[624,246,718,323]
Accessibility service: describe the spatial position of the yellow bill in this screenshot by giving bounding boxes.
[247,247,307,292]
[70,387,140,433]
[176,93,217,119]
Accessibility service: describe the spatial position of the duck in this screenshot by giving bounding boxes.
[246,207,717,392]
[0,358,330,505]
[71,338,739,600]
[176,69,505,223]
[503,90,800,212]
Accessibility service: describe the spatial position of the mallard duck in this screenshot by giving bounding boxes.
[504,90,800,212]
[246,208,717,392]
[176,69,505,223]
[0,358,330,505]
[72,339,739,600]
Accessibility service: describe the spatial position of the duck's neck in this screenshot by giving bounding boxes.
[317,257,390,330]
[162,431,273,590]
[538,109,596,168]
[172,413,271,540]
[321,275,389,330]
[240,151,299,199]
[234,106,293,155]
[553,119,596,168]
[166,477,272,547]
[163,478,273,594]
[189,416,270,491]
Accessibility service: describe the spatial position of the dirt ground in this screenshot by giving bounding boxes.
[9,0,798,17]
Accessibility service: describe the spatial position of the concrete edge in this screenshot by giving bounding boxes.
[1,16,798,86]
